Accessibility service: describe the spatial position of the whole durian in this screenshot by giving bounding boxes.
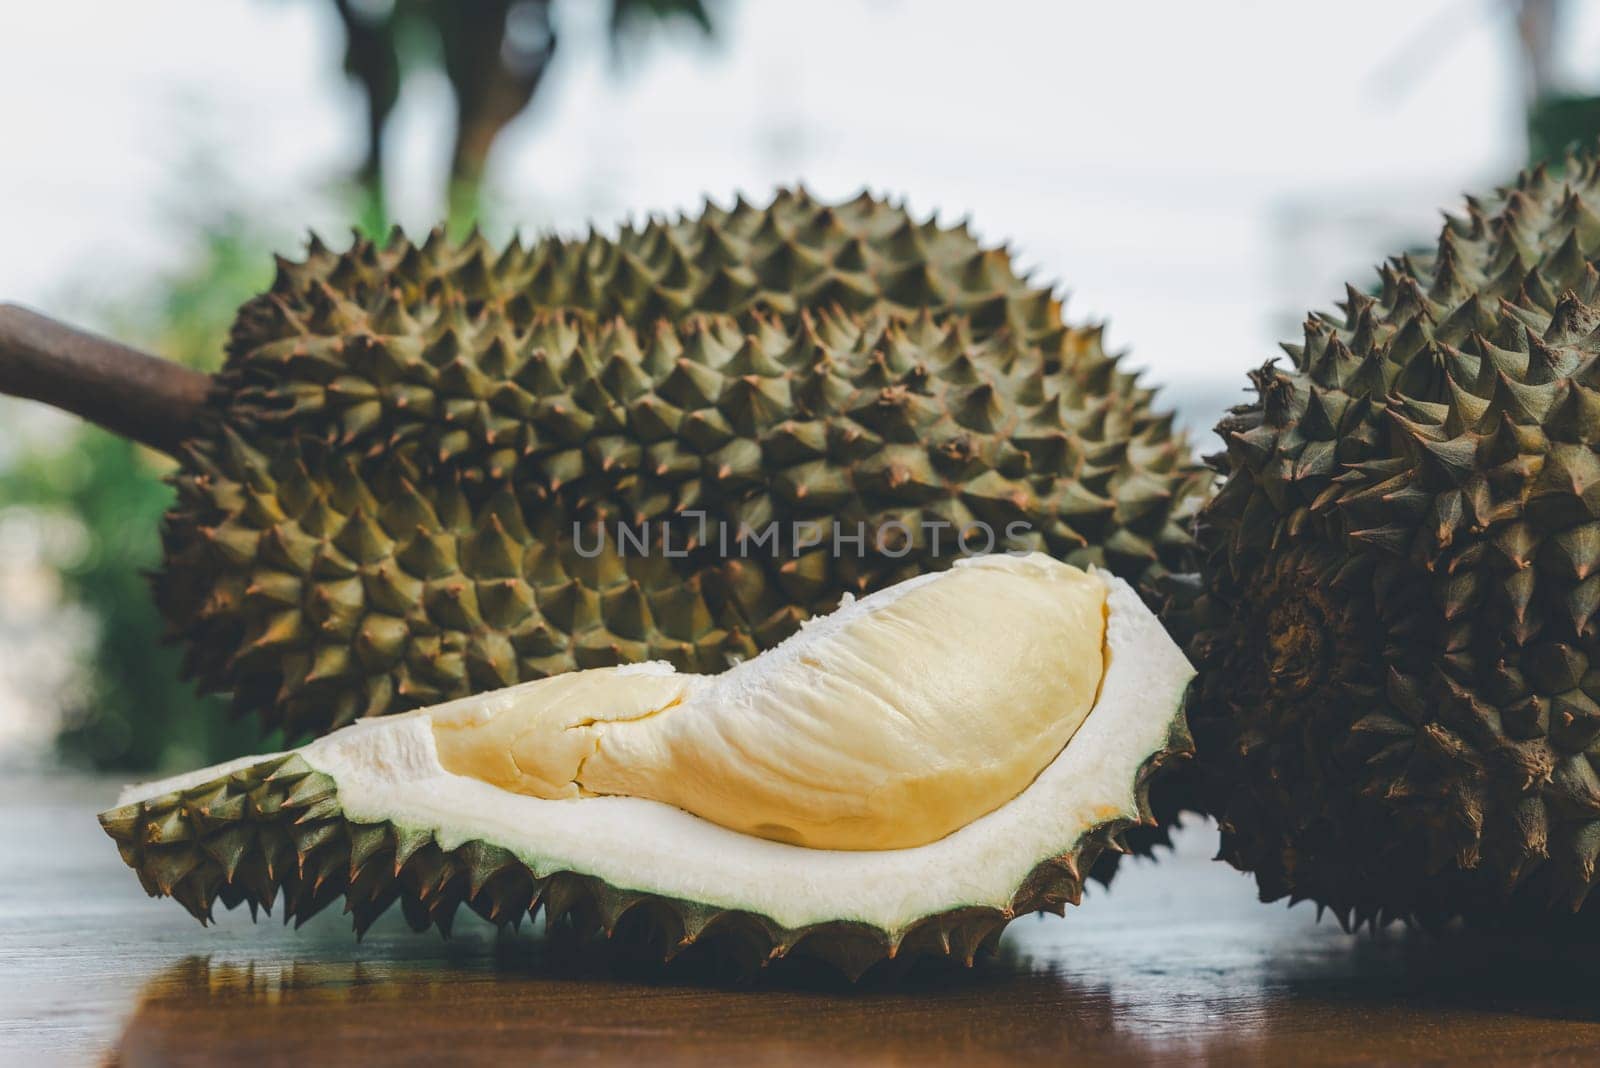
[1191,155,1600,928]
[158,189,1208,738]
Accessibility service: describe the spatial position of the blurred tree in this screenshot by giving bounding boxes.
[1510,0,1600,167]
[1372,1,1597,167]
[1512,0,1559,108]
[329,0,719,231]
[0,217,280,771]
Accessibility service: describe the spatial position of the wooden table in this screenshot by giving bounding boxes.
[5,772,1600,1066]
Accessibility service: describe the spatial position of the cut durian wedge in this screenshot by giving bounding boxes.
[102,553,1193,977]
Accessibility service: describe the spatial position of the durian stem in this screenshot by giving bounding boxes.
[0,304,210,457]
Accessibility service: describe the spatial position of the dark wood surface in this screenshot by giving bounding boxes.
[5,773,1600,1066]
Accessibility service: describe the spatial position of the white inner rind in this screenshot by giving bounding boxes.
[120,567,1193,934]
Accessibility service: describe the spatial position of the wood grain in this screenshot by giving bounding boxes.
[4,773,1600,1067]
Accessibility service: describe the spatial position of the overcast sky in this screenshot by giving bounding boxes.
[3,0,1600,428]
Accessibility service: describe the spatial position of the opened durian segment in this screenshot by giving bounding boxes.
[118,556,1191,933]
[430,554,1106,850]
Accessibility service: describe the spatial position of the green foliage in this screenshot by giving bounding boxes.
[0,216,283,771]
[1527,93,1600,169]
[0,431,262,770]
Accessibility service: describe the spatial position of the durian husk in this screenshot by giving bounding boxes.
[100,717,1193,980]
[1189,151,1600,929]
[155,191,1207,739]
[251,186,1067,344]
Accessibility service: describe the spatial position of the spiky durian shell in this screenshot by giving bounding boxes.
[158,191,1206,738]
[261,186,1066,345]
[99,714,1190,979]
[1190,155,1600,928]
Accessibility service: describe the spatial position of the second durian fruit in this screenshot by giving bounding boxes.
[158,189,1208,738]
[1192,154,1600,928]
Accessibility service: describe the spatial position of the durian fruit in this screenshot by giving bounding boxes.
[102,554,1196,977]
[157,190,1206,738]
[264,186,1068,343]
[1190,154,1600,928]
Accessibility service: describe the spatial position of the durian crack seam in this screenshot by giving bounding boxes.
[103,557,1193,971]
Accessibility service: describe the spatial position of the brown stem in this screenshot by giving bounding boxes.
[0,303,211,457]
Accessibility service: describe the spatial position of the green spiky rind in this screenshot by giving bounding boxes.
[157,194,1206,739]
[237,187,1065,348]
[99,712,1192,980]
[1191,151,1600,929]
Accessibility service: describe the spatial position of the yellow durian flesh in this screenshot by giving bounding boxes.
[432,553,1106,850]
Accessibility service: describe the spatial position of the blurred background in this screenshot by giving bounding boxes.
[2,0,1599,773]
